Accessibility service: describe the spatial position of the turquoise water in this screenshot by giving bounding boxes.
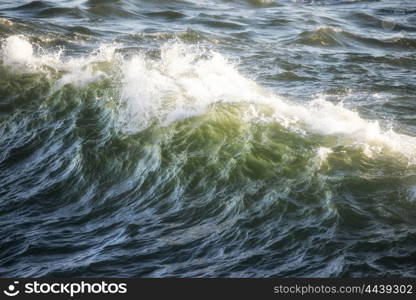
[1,0,416,277]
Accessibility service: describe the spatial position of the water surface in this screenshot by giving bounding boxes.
[1,0,416,277]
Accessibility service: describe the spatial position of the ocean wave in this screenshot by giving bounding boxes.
[2,34,416,164]
[294,26,416,51]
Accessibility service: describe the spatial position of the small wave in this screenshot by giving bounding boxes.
[8,1,51,11]
[144,11,186,20]
[38,7,86,19]
[294,26,353,47]
[294,25,416,51]
[0,18,14,27]
[120,29,204,44]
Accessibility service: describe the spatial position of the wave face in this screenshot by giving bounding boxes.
[1,0,416,277]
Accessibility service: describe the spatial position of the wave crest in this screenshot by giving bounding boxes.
[2,35,416,163]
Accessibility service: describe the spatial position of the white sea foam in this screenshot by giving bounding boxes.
[2,35,416,162]
[2,35,34,64]
[120,43,263,131]
[1,35,116,87]
[118,42,416,162]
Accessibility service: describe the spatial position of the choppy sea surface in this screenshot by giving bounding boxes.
[0,0,416,277]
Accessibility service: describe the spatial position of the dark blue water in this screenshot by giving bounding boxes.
[1,0,416,277]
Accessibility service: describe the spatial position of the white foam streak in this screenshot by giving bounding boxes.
[272,97,416,161]
[316,147,333,167]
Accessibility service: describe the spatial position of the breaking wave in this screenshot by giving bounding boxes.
[2,34,415,164]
